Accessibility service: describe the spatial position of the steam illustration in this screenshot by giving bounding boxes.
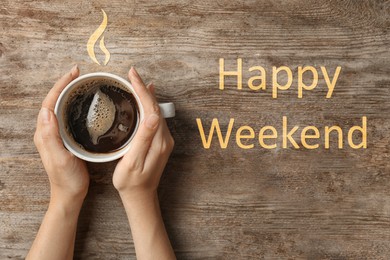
[87,9,110,65]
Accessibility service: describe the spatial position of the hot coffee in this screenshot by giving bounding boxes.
[65,79,139,153]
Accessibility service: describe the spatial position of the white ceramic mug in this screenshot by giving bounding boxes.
[54,72,175,163]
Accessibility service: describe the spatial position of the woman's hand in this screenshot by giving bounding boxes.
[28,65,90,260]
[113,67,176,260]
[34,65,89,206]
[113,67,174,199]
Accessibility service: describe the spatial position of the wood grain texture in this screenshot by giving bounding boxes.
[1,0,389,259]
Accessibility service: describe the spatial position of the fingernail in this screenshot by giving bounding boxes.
[131,67,139,77]
[39,107,51,124]
[149,83,155,93]
[71,64,78,76]
[145,113,159,130]
[146,82,153,90]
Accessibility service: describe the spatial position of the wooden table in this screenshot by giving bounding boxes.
[1,0,389,259]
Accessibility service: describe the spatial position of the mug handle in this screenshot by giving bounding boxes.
[158,102,175,118]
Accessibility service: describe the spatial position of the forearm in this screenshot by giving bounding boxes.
[26,194,83,260]
[120,191,176,260]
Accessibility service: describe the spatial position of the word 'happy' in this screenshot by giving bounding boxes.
[219,58,341,98]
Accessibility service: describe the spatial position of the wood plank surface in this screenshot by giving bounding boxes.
[1,0,389,259]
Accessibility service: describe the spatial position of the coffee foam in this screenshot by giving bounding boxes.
[87,89,116,144]
[64,78,132,150]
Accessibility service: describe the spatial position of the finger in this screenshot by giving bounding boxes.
[128,67,159,115]
[146,82,152,92]
[121,113,160,169]
[143,124,174,174]
[143,83,174,161]
[35,107,69,158]
[146,83,160,120]
[147,83,156,98]
[42,65,79,110]
[146,82,156,96]
[145,83,169,148]
[147,83,169,138]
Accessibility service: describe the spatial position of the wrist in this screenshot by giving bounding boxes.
[119,189,158,209]
[49,189,85,214]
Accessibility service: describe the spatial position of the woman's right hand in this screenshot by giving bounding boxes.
[112,67,174,199]
[112,67,176,260]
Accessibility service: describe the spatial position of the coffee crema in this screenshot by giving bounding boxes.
[65,79,139,153]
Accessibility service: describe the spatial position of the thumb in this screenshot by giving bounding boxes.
[36,107,68,156]
[121,113,160,169]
